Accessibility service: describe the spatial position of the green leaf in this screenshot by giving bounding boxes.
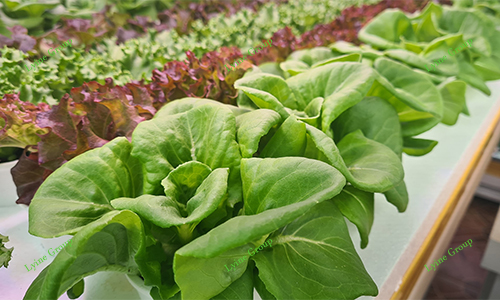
[242,157,345,216]
[254,272,276,300]
[287,62,376,132]
[260,115,306,158]
[329,95,409,213]
[0,234,13,268]
[136,223,180,300]
[337,130,404,193]
[305,125,404,193]
[304,124,348,174]
[131,102,241,206]
[329,41,383,59]
[24,210,145,300]
[3,0,59,18]
[400,117,441,137]
[439,6,495,40]
[111,168,229,229]
[359,9,416,49]
[253,201,378,300]
[279,60,310,76]
[236,109,281,158]
[66,279,84,299]
[457,58,491,95]
[420,34,462,76]
[469,35,492,57]
[370,57,443,136]
[403,137,438,156]
[281,53,362,77]
[438,79,467,125]
[332,185,374,248]
[332,96,403,156]
[372,57,443,119]
[153,98,226,119]
[211,264,254,300]
[311,53,362,68]
[235,73,300,116]
[256,62,285,78]
[160,161,213,205]
[173,157,346,300]
[412,3,443,42]
[175,244,251,300]
[29,137,143,238]
[412,68,447,84]
[297,96,324,127]
[474,55,500,80]
[383,49,431,70]
[286,47,334,66]
[383,180,409,212]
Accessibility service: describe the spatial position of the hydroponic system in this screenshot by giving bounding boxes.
[1,0,500,299]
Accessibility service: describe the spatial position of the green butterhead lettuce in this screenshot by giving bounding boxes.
[111,166,229,238]
[174,156,347,299]
[131,102,241,205]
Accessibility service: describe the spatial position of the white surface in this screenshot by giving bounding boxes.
[0,206,71,300]
[0,160,19,207]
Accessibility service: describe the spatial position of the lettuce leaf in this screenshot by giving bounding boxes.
[0,233,13,268]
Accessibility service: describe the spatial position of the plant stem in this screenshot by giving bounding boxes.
[177,224,194,244]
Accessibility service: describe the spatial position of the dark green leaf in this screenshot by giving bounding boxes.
[383,180,409,212]
[66,279,84,299]
[403,137,438,156]
[332,185,374,249]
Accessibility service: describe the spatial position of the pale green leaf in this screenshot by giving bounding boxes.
[438,79,467,125]
[260,115,306,158]
[111,168,229,229]
[29,138,143,238]
[359,9,416,49]
[24,210,144,300]
[332,96,403,156]
[337,130,404,193]
[236,109,281,158]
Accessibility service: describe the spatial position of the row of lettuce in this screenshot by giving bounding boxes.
[0,1,286,53]
[2,0,498,203]
[19,1,500,300]
[0,0,257,36]
[0,0,385,103]
[1,1,438,207]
